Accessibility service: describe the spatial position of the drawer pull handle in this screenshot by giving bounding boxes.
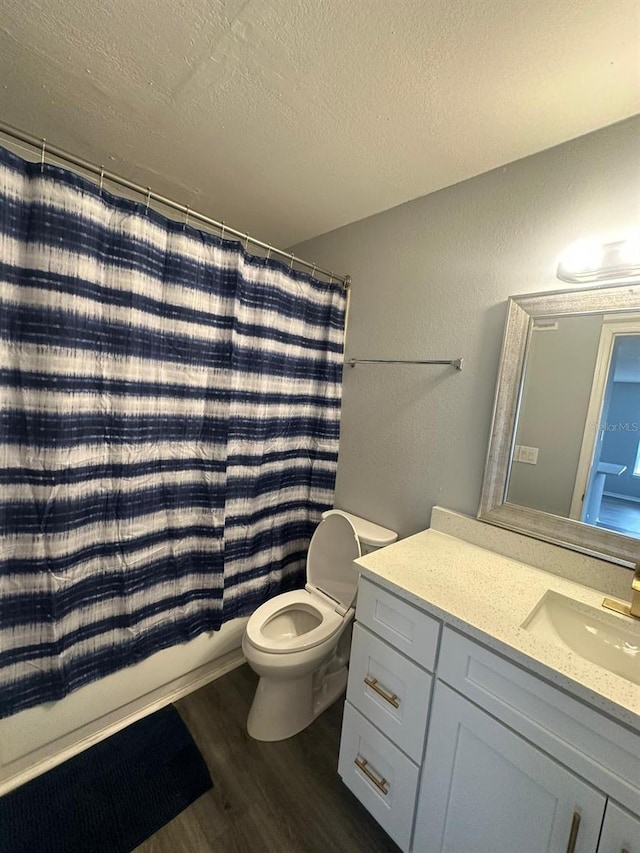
[566,812,580,853]
[354,757,389,795]
[364,676,400,708]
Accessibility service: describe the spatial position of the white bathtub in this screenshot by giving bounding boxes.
[0,617,248,795]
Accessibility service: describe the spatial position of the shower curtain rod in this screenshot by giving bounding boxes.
[0,121,351,290]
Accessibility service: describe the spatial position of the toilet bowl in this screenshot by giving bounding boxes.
[242,509,397,741]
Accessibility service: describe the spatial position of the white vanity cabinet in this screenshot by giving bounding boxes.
[414,683,606,852]
[598,802,640,853]
[414,627,640,853]
[339,576,640,853]
[338,577,440,852]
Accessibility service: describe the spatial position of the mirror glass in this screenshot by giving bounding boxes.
[479,283,640,566]
[507,313,640,538]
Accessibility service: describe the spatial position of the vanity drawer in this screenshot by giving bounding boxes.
[347,623,432,762]
[356,576,441,671]
[339,701,419,853]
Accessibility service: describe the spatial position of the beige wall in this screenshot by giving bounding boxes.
[293,116,640,539]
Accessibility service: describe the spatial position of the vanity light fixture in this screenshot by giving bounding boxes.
[557,229,640,284]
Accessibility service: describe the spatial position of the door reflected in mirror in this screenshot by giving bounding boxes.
[506,314,640,540]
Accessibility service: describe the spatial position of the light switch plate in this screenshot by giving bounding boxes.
[514,445,539,464]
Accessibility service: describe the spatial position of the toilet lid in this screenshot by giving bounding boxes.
[306,513,361,612]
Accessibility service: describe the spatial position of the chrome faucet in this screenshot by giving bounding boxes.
[602,564,640,620]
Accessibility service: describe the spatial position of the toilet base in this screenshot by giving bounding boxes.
[246,666,348,742]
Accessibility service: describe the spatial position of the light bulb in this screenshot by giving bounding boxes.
[619,229,640,266]
[558,239,602,274]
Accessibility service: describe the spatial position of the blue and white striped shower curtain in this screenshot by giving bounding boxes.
[0,145,345,718]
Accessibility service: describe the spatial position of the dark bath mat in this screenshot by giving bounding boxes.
[0,703,213,853]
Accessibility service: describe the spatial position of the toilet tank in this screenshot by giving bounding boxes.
[321,509,397,555]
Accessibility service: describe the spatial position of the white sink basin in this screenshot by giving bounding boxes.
[523,591,640,686]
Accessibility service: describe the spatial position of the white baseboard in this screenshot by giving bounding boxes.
[603,490,640,505]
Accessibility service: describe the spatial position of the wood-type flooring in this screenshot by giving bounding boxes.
[134,663,400,853]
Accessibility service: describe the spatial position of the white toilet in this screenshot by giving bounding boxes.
[242,509,397,741]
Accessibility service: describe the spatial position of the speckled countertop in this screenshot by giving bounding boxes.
[355,527,640,730]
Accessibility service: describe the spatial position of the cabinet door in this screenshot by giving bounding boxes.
[413,683,606,853]
[598,801,640,853]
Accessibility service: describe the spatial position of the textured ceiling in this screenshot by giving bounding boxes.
[0,0,638,248]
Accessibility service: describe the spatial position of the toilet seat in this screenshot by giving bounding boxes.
[245,589,344,653]
[245,513,362,655]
